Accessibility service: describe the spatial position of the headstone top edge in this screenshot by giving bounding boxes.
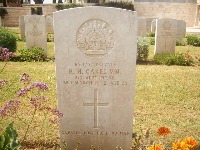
[53,6,136,15]
[157,18,179,21]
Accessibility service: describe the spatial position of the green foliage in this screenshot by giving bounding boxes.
[47,34,54,42]
[18,47,45,62]
[55,3,83,10]
[96,2,134,11]
[55,2,134,11]
[147,37,155,45]
[0,8,8,19]
[31,7,43,15]
[185,34,200,46]
[146,32,155,37]
[137,37,150,61]
[176,38,187,46]
[0,122,20,150]
[153,53,194,66]
[0,28,17,53]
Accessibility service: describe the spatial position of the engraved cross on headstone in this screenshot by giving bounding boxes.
[83,89,109,129]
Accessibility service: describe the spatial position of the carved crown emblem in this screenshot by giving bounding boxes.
[162,21,172,31]
[77,19,114,57]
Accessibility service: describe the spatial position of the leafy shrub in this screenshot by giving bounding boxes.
[146,32,155,37]
[0,28,17,53]
[147,37,155,45]
[95,2,134,11]
[0,8,8,19]
[137,37,150,61]
[0,122,20,150]
[55,3,83,10]
[176,38,187,46]
[56,2,134,11]
[153,53,194,66]
[47,34,54,42]
[18,47,45,62]
[185,34,200,46]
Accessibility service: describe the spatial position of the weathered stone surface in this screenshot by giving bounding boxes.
[19,16,25,39]
[176,20,186,40]
[54,6,137,150]
[137,17,147,37]
[45,16,53,33]
[155,18,177,54]
[24,15,47,56]
[152,19,186,40]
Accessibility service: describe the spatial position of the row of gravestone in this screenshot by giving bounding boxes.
[16,7,187,149]
[137,17,186,39]
[19,15,53,57]
[137,17,186,54]
[19,15,186,59]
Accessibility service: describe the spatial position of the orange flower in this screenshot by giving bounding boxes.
[172,141,188,150]
[183,137,197,149]
[187,54,191,58]
[172,137,198,150]
[147,144,164,150]
[157,127,170,136]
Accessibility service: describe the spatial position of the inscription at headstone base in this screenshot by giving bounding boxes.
[155,18,177,54]
[54,6,137,149]
[24,15,47,56]
[19,16,25,39]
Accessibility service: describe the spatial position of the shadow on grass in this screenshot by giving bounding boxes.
[21,140,59,149]
[136,60,157,65]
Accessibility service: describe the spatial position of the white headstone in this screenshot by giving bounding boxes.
[19,16,25,39]
[46,16,53,33]
[24,15,47,56]
[54,6,137,149]
[155,18,177,54]
[176,20,186,40]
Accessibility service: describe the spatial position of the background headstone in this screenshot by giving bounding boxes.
[0,17,2,27]
[19,16,25,39]
[46,16,53,33]
[137,17,147,37]
[176,20,186,40]
[24,15,47,56]
[145,18,157,33]
[155,18,177,54]
[54,6,137,150]
[151,19,157,32]
[138,17,157,37]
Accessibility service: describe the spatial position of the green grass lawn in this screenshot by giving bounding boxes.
[0,29,200,149]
